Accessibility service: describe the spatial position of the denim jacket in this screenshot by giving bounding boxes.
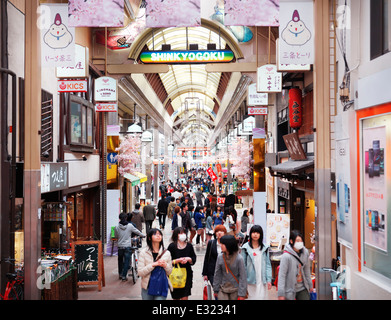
[240,242,272,285]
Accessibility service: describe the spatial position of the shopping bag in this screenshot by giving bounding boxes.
[148,266,169,297]
[169,264,187,289]
[203,280,212,300]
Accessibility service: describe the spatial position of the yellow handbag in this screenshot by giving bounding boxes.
[169,264,187,289]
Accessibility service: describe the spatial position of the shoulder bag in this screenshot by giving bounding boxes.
[148,249,169,297]
[223,255,248,299]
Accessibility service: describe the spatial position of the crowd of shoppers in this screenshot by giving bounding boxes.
[114,175,313,301]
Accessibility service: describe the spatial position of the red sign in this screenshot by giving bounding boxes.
[207,167,217,181]
[248,107,268,115]
[216,163,222,175]
[95,103,118,112]
[58,80,87,92]
[217,197,225,204]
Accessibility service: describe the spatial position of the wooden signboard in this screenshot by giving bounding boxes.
[72,240,105,291]
[283,132,307,160]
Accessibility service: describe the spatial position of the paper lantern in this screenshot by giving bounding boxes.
[289,88,302,129]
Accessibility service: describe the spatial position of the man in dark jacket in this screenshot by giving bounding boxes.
[127,203,145,233]
[142,202,156,234]
[157,195,168,229]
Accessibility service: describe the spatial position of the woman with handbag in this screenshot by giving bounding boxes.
[202,225,227,291]
[240,225,272,300]
[168,227,197,300]
[213,235,248,300]
[138,228,173,300]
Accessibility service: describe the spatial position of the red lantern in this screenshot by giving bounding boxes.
[289,88,302,129]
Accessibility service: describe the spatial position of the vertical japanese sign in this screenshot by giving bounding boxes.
[145,0,201,27]
[68,0,125,27]
[257,64,282,93]
[39,4,75,67]
[224,0,280,26]
[279,0,314,65]
[207,167,218,181]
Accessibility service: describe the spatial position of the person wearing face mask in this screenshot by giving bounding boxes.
[168,227,197,300]
[277,230,313,300]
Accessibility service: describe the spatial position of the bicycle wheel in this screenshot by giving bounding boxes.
[131,253,137,284]
[7,283,23,300]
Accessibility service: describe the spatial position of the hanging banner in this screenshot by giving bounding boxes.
[257,64,282,93]
[224,0,279,26]
[95,7,146,50]
[279,0,314,65]
[207,167,217,181]
[68,0,125,27]
[145,0,201,28]
[40,4,75,67]
[140,50,234,64]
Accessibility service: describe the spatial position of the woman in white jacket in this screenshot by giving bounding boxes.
[138,228,173,300]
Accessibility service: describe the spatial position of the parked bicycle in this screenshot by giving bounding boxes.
[0,258,24,300]
[320,267,347,300]
[128,236,142,284]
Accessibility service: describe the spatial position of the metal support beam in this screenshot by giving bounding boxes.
[314,0,333,300]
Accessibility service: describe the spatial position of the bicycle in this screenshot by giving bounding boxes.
[0,258,24,300]
[320,267,347,300]
[128,236,142,284]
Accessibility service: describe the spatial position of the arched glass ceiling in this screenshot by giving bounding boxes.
[145,26,227,113]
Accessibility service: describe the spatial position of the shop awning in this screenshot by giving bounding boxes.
[133,171,147,183]
[270,156,314,175]
[124,173,140,186]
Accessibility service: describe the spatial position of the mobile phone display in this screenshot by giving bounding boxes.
[372,210,379,231]
[368,148,374,178]
[373,140,380,176]
[380,148,384,174]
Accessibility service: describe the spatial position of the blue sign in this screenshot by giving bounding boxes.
[107,152,118,164]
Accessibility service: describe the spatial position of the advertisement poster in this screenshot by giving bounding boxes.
[40,4,75,67]
[68,0,125,27]
[279,0,314,65]
[266,213,290,246]
[336,138,353,248]
[224,0,279,27]
[145,0,201,28]
[363,125,388,252]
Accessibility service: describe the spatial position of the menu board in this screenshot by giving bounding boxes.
[266,214,290,246]
[72,241,104,291]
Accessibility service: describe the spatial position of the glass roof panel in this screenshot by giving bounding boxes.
[144,25,228,145]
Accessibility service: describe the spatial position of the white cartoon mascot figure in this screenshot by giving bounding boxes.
[44,13,73,49]
[281,10,311,46]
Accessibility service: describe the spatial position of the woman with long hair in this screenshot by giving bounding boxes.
[213,235,247,300]
[138,228,172,300]
[240,225,272,300]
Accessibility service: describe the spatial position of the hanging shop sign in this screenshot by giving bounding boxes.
[41,163,69,193]
[248,107,268,116]
[257,64,282,93]
[56,44,89,78]
[276,39,311,71]
[248,83,268,106]
[57,79,87,92]
[95,103,118,112]
[288,88,302,129]
[283,132,307,160]
[95,76,118,102]
[139,50,234,64]
[40,4,75,68]
[279,1,315,65]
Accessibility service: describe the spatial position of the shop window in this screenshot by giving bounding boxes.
[360,112,391,281]
[68,94,94,151]
[370,0,391,60]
